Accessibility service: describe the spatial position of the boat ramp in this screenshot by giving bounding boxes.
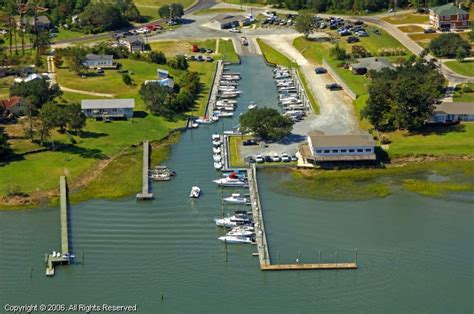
[136,140,154,200]
[45,176,73,276]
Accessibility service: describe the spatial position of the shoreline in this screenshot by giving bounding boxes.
[1,154,473,210]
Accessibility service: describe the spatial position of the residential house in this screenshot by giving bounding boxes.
[350,57,395,75]
[28,15,51,31]
[429,102,474,123]
[0,96,25,116]
[144,78,174,88]
[14,73,43,83]
[83,54,115,69]
[429,3,470,31]
[125,35,145,53]
[208,14,250,30]
[302,131,376,164]
[81,99,135,120]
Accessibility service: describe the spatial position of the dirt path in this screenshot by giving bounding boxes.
[259,34,359,135]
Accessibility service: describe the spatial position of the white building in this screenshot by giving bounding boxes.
[83,54,114,69]
[306,131,376,162]
[81,99,135,120]
[430,102,474,123]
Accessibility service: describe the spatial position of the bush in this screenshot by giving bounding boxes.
[461,85,472,93]
[428,33,470,58]
[330,44,349,61]
[7,185,29,197]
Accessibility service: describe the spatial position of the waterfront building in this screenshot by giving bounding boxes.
[81,99,135,120]
[429,3,470,31]
[430,102,474,123]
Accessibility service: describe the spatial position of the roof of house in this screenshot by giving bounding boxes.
[125,35,144,45]
[211,14,248,24]
[81,99,135,110]
[1,96,23,110]
[85,54,113,61]
[434,102,474,115]
[431,3,468,16]
[29,15,51,26]
[308,132,375,148]
[351,57,395,72]
[157,69,169,74]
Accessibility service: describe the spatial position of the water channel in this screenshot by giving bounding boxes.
[0,56,472,313]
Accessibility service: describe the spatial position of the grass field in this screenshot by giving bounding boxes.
[408,32,470,49]
[228,136,248,167]
[221,0,266,7]
[398,25,425,33]
[149,39,217,56]
[453,83,474,102]
[256,38,319,113]
[381,13,429,25]
[193,8,244,15]
[444,60,474,77]
[0,77,14,99]
[383,123,474,158]
[51,28,86,42]
[219,39,240,63]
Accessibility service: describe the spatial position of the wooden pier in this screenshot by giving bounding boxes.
[45,176,72,276]
[136,140,154,200]
[247,164,358,271]
[205,60,224,118]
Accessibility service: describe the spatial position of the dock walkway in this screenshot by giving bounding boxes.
[205,60,224,118]
[136,141,154,200]
[247,165,358,271]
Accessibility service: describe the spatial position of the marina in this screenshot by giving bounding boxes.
[1,56,472,312]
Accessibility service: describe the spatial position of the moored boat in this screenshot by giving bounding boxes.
[223,193,249,205]
[218,235,254,244]
[189,186,201,198]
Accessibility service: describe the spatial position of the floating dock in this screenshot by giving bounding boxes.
[45,176,72,276]
[247,164,358,271]
[136,141,154,200]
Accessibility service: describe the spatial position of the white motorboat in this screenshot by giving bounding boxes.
[213,147,221,154]
[214,212,252,227]
[227,228,254,237]
[212,134,221,140]
[213,154,222,162]
[214,162,223,170]
[213,177,247,187]
[213,140,221,147]
[211,116,219,122]
[248,102,257,110]
[219,93,240,99]
[150,173,171,181]
[189,186,201,198]
[216,111,234,118]
[215,105,235,112]
[218,235,254,244]
[221,75,240,81]
[217,99,237,105]
[196,117,213,124]
[191,122,199,128]
[223,193,249,205]
[219,86,238,92]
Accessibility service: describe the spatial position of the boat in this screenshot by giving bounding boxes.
[214,212,252,227]
[212,134,221,140]
[227,227,254,237]
[248,102,257,110]
[189,186,201,198]
[196,117,213,124]
[218,235,254,244]
[223,193,249,204]
[215,105,235,112]
[220,75,240,81]
[213,176,247,187]
[213,147,221,154]
[150,173,171,181]
[217,99,237,105]
[191,122,199,128]
[213,154,222,162]
[214,162,223,170]
[219,93,240,99]
[213,140,221,147]
[215,111,234,118]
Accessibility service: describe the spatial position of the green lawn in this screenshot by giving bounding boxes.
[221,0,266,7]
[193,8,244,15]
[257,38,319,113]
[0,77,14,99]
[381,13,429,25]
[219,39,240,63]
[51,28,86,42]
[444,60,474,77]
[149,39,217,56]
[453,83,474,102]
[398,25,425,33]
[384,123,474,158]
[228,135,248,167]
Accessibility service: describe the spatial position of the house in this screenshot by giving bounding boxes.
[0,96,25,116]
[144,78,174,88]
[81,99,135,120]
[83,54,115,69]
[157,69,169,79]
[125,35,145,52]
[14,73,43,83]
[350,57,395,75]
[28,15,51,31]
[429,102,474,124]
[208,14,250,30]
[302,131,376,164]
[429,3,470,31]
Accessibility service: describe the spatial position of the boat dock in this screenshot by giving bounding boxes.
[247,164,358,271]
[136,141,154,200]
[205,60,224,118]
[45,176,72,276]
[290,68,313,114]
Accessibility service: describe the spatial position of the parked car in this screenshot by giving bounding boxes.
[326,83,342,90]
[199,47,206,53]
[243,139,258,146]
[205,56,213,62]
[192,45,199,52]
[356,31,369,37]
[314,67,327,74]
[281,153,291,162]
[229,28,241,33]
[207,48,213,53]
[290,155,298,162]
[272,153,281,162]
[196,55,204,62]
[354,20,364,25]
[189,55,196,61]
[339,30,352,36]
[424,28,436,33]
[264,155,273,162]
[255,154,264,163]
[346,36,359,43]
[245,156,255,163]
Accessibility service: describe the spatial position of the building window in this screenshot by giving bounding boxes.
[349,149,354,153]
[357,149,363,153]
[341,149,347,153]
[324,150,330,153]
[316,150,322,154]
[365,148,371,152]
[332,149,338,153]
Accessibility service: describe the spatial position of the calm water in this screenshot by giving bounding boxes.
[1,57,473,313]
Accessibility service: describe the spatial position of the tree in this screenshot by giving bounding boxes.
[122,73,133,86]
[65,103,86,133]
[53,55,64,68]
[79,3,128,33]
[239,107,293,141]
[37,102,61,146]
[10,78,62,108]
[295,13,315,39]
[0,130,11,159]
[456,46,468,63]
[63,47,87,75]
[177,71,201,98]
[158,3,184,19]
[362,56,445,131]
[428,33,471,58]
[168,55,188,70]
[330,44,348,61]
[139,83,175,117]
[148,51,167,64]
